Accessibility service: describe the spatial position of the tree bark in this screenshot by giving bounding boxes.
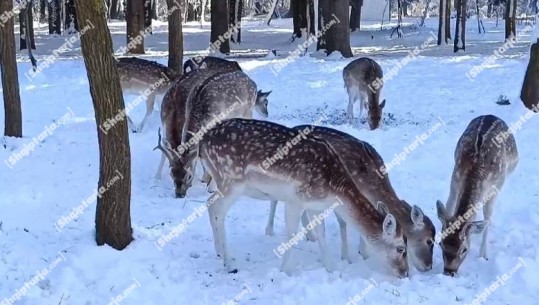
[317,0,352,57]
[211,0,231,53]
[110,0,121,19]
[73,0,133,250]
[19,2,37,50]
[167,0,183,73]
[454,0,467,52]
[1,0,23,138]
[505,0,517,39]
[127,0,146,54]
[65,0,79,33]
[229,0,242,43]
[521,39,539,111]
[438,0,451,44]
[350,0,362,31]
[48,0,62,34]
[144,0,152,34]
[40,0,47,22]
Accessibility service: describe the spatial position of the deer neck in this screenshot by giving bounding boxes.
[453,169,484,221]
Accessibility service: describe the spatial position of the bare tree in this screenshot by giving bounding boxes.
[318,0,352,57]
[1,0,23,137]
[127,0,146,54]
[438,0,451,44]
[48,0,62,34]
[505,0,517,39]
[167,0,183,73]
[521,39,539,111]
[349,0,363,31]
[454,0,467,52]
[73,0,134,250]
[211,0,231,53]
[65,0,79,33]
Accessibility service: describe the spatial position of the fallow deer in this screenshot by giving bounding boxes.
[266,125,436,272]
[155,69,272,198]
[198,118,409,278]
[436,115,518,276]
[343,57,386,130]
[183,56,242,74]
[115,57,180,132]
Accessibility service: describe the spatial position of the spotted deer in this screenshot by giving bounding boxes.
[265,125,436,272]
[436,115,518,276]
[155,69,272,198]
[115,57,180,133]
[198,118,409,278]
[343,57,386,130]
[183,56,242,74]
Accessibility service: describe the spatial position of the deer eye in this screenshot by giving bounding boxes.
[460,247,468,257]
[397,246,406,254]
[427,239,434,247]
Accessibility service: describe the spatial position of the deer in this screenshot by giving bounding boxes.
[436,115,519,276]
[343,57,386,130]
[115,57,180,133]
[155,68,272,198]
[183,56,242,74]
[197,118,409,278]
[265,125,436,272]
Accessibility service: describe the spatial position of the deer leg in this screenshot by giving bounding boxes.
[310,211,334,272]
[359,235,369,260]
[335,212,351,263]
[207,189,239,273]
[280,203,304,275]
[480,196,496,260]
[136,93,156,133]
[266,200,278,236]
[201,168,212,184]
[302,210,318,242]
[346,93,355,123]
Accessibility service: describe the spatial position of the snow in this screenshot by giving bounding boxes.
[1,16,539,305]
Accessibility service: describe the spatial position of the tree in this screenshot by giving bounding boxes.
[211,0,231,53]
[438,0,451,44]
[521,39,539,111]
[167,0,183,73]
[144,0,153,34]
[229,0,243,43]
[73,0,133,250]
[454,0,467,52]
[109,0,122,19]
[65,0,79,34]
[0,0,23,137]
[19,1,36,50]
[349,0,363,32]
[291,0,315,40]
[48,0,62,34]
[318,0,352,57]
[127,0,146,54]
[505,0,517,39]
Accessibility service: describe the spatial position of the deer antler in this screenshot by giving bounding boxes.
[153,128,176,163]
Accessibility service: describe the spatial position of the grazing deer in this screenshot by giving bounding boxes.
[115,57,180,132]
[183,56,242,74]
[155,69,271,198]
[198,118,409,277]
[436,115,518,276]
[266,125,436,271]
[343,57,386,130]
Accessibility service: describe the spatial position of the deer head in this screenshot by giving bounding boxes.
[375,201,409,278]
[154,129,197,198]
[436,200,488,276]
[254,90,271,118]
[404,202,435,272]
[368,97,386,130]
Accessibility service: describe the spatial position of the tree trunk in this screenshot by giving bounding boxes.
[438,0,451,44]
[521,39,539,111]
[201,0,207,22]
[487,2,493,17]
[402,0,409,16]
[229,0,243,43]
[292,0,306,38]
[317,0,352,57]
[65,0,79,33]
[40,0,47,22]
[48,0,62,34]
[1,0,23,138]
[167,0,183,73]
[454,0,467,52]
[349,0,362,31]
[151,0,158,19]
[144,0,152,34]
[19,2,37,50]
[126,0,146,54]
[73,0,133,250]
[505,0,517,39]
[420,0,431,27]
[446,0,451,39]
[211,0,231,53]
[110,0,121,19]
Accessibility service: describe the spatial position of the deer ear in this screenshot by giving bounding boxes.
[264,90,272,97]
[411,205,425,228]
[463,221,488,238]
[376,201,390,216]
[382,214,397,237]
[380,99,386,109]
[436,200,447,224]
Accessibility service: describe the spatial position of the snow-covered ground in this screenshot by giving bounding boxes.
[1,16,539,305]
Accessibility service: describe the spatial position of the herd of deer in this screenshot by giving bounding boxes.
[114,55,519,278]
